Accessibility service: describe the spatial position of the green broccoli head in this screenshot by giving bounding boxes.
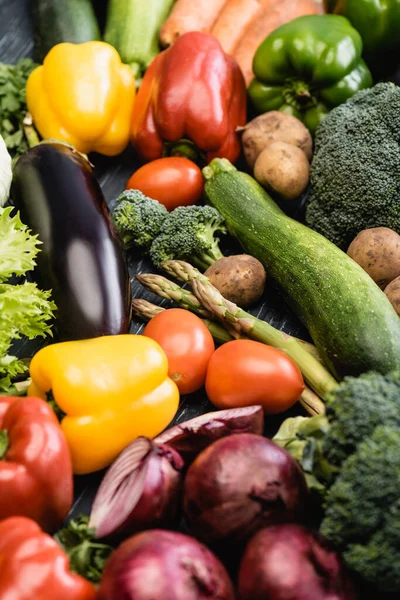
[321,426,400,593]
[112,189,168,251]
[306,83,400,250]
[323,371,400,467]
[149,205,227,270]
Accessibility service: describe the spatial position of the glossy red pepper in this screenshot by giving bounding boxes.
[0,517,96,600]
[131,32,247,165]
[0,396,73,532]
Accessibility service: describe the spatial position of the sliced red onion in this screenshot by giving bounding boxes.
[183,433,308,547]
[155,405,264,463]
[89,437,184,539]
[238,525,357,600]
[97,529,235,600]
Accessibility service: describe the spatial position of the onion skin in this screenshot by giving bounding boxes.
[97,529,235,600]
[90,439,184,539]
[155,405,264,464]
[238,525,357,600]
[183,433,308,546]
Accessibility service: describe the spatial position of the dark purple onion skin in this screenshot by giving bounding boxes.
[155,406,264,464]
[91,441,184,540]
[238,525,357,600]
[183,433,308,547]
[97,529,236,600]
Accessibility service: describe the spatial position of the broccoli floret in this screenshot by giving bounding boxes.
[149,205,227,270]
[306,83,400,249]
[321,426,400,593]
[112,189,168,251]
[323,371,400,467]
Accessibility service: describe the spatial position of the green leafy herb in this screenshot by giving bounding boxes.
[55,516,113,583]
[0,59,38,157]
[0,207,56,391]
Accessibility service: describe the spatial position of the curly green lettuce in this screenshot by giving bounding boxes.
[0,207,56,391]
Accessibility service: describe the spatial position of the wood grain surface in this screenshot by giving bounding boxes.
[0,0,309,517]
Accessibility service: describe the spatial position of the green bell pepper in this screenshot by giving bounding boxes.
[325,0,400,77]
[248,14,373,133]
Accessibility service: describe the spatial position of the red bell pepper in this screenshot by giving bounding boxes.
[0,396,73,532]
[0,517,96,599]
[131,32,247,165]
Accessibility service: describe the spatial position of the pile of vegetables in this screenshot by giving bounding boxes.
[3,0,400,598]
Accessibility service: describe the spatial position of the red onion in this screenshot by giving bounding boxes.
[183,433,308,546]
[238,525,357,600]
[89,437,183,539]
[155,405,264,463]
[97,529,235,600]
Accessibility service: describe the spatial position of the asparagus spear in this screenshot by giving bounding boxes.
[132,298,233,344]
[160,260,338,401]
[132,298,325,415]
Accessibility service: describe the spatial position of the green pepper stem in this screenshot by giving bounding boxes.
[0,430,9,459]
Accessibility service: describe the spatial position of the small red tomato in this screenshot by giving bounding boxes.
[143,309,215,395]
[205,340,304,414]
[126,157,204,211]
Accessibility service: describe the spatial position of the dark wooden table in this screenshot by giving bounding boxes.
[0,0,309,516]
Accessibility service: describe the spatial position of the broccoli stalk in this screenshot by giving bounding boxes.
[150,205,227,271]
[112,189,168,252]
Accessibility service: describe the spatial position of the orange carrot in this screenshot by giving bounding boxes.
[159,0,229,47]
[233,0,323,85]
[211,0,263,55]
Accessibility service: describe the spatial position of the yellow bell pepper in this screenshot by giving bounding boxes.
[28,335,179,475]
[26,41,136,156]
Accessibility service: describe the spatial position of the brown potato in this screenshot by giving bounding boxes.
[254,142,310,201]
[385,276,400,316]
[240,111,313,169]
[347,227,400,289]
[205,254,266,308]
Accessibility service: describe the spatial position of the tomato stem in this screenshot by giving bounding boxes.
[0,430,9,459]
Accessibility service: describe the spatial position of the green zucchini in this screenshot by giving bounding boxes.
[203,159,400,380]
[104,0,174,77]
[31,0,101,63]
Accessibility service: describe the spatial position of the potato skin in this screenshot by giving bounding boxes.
[254,142,310,201]
[205,254,266,308]
[347,227,400,289]
[385,276,400,316]
[241,111,313,169]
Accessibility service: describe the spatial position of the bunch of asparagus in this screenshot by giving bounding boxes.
[133,260,339,416]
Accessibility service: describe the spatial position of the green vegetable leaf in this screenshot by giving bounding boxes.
[0,58,38,157]
[55,516,113,583]
[0,207,40,281]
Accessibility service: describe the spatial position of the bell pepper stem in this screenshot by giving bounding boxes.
[23,113,40,148]
[0,430,9,459]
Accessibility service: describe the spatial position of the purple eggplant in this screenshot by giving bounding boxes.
[11,141,131,341]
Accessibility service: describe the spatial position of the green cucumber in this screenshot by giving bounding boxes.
[31,0,101,63]
[203,159,400,380]
[104,0,174,77]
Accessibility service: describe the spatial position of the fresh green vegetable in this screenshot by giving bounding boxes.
[0,207,56,392]
[31,0,100,63]
[325,0,400,77]
[0,134,12,207]
[105,0,175,78]
[248,14,373,133]
[113,189,168,251]
[55,516,113,583]
[150,206,227,271]
[306,83,400,250]
[321,426,400,594]
[0,59,37,157]
[203,158,400,380]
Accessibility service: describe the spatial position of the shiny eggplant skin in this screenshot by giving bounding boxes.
[11,142,132,341]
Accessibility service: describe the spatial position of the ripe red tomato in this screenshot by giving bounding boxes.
[205,340,304,414]
[143,309,215,395]
[126,157,204,211]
